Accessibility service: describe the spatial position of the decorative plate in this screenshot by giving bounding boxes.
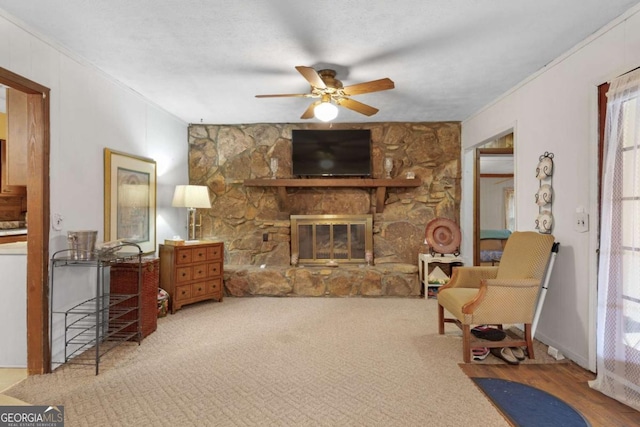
[535,184,553,206]
[425,218,462,254]
[536,156,554,180]
[536,210,554,234]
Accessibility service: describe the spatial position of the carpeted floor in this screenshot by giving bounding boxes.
[4,297,553,426]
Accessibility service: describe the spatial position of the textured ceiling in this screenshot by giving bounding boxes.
[0,0,638,125]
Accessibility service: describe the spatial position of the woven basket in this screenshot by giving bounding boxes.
[110,258,159,340]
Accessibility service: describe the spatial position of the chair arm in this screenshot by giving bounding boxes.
[461,281,488,314]
[462,278,541,321]
[439,266,498,291]
[483,278,540,288]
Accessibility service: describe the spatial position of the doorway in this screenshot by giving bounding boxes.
[0,67,50,374]
[473,134,514,266]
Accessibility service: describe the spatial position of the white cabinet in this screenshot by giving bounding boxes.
[0,253,27,367]
[418,253,463,298]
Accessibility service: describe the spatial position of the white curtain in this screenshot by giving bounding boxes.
[590,68,640,410]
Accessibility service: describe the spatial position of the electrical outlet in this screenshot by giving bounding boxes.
[547,346,565,360]
[263,233,269,242]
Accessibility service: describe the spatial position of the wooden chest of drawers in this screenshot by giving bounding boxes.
[159,241,223,314]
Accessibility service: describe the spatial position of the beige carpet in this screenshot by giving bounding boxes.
[4,298,525,426]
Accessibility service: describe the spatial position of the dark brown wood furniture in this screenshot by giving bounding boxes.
[159,241,223,313]
[0,139,27,244]
[110,257,159,339]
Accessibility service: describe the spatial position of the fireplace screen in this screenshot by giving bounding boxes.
[291,215,373,265]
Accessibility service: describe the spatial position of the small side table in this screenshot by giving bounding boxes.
[418,253,463,298]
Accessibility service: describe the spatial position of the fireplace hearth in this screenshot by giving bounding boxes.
[290,215,373,265]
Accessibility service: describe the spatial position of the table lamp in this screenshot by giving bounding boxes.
[171,185,211,241]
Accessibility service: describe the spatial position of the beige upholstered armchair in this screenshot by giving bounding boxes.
[437,231,555,363]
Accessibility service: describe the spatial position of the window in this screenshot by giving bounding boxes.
[504,187,515,231]
[619,98,640,348]
[592,68,640,409]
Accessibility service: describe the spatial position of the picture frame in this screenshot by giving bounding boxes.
[104,148,157,254]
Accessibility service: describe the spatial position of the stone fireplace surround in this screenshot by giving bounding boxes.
[187,122,461,297]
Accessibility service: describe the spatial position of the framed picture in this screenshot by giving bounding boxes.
[104,148,157,254]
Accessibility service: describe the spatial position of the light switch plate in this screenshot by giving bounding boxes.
[574,211,589,233]
[52,213,63,231]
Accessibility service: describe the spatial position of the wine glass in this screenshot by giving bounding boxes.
[270,158,278,179]
[384,157,393,179]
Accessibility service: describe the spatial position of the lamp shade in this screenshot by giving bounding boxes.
[314,101,339,122]
[171,185,211,209]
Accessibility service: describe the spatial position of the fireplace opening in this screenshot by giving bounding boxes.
[291,215,373,265]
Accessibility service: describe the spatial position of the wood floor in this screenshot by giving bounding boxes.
[461,361,640,427]
[0,368,27,393]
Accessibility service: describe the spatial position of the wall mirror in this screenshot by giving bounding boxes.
[474,133,514,266]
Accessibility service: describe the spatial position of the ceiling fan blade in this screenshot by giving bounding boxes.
[342,78,395,96]
[255,93,310,98]
[336,98,379,116]
[300,101,320,119]
[295,66,326,89]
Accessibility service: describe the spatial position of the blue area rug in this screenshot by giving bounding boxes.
[472,378,590,427]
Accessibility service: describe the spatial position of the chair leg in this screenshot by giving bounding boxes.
[524,323,535,359]
[462,324,471,363]
[438,303,445,335]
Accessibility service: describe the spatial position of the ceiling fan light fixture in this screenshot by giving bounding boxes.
[314,100,338,122]
[256,66,393,120]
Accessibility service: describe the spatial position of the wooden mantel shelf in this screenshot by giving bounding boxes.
[243,178,421,213]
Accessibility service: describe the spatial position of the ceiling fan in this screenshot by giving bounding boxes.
[255,66,394,121]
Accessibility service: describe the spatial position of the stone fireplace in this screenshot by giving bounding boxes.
[290,215,373,265]
[187,121,461,297]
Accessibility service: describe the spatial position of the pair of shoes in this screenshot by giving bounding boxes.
[510,346,526,361]
[490,347,520,365]
[471,326,506,341]
[472,347,490,361]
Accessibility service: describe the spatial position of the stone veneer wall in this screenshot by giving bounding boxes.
[188,122,461,296]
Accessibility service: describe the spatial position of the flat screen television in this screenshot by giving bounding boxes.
[291,129,372,177]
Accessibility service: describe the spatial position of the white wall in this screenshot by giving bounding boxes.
[0,12,189,366]
[461,5,640,370]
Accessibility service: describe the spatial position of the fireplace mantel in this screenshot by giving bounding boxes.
[243,178,421,213]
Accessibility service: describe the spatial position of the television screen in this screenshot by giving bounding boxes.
[292,129,371,177]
